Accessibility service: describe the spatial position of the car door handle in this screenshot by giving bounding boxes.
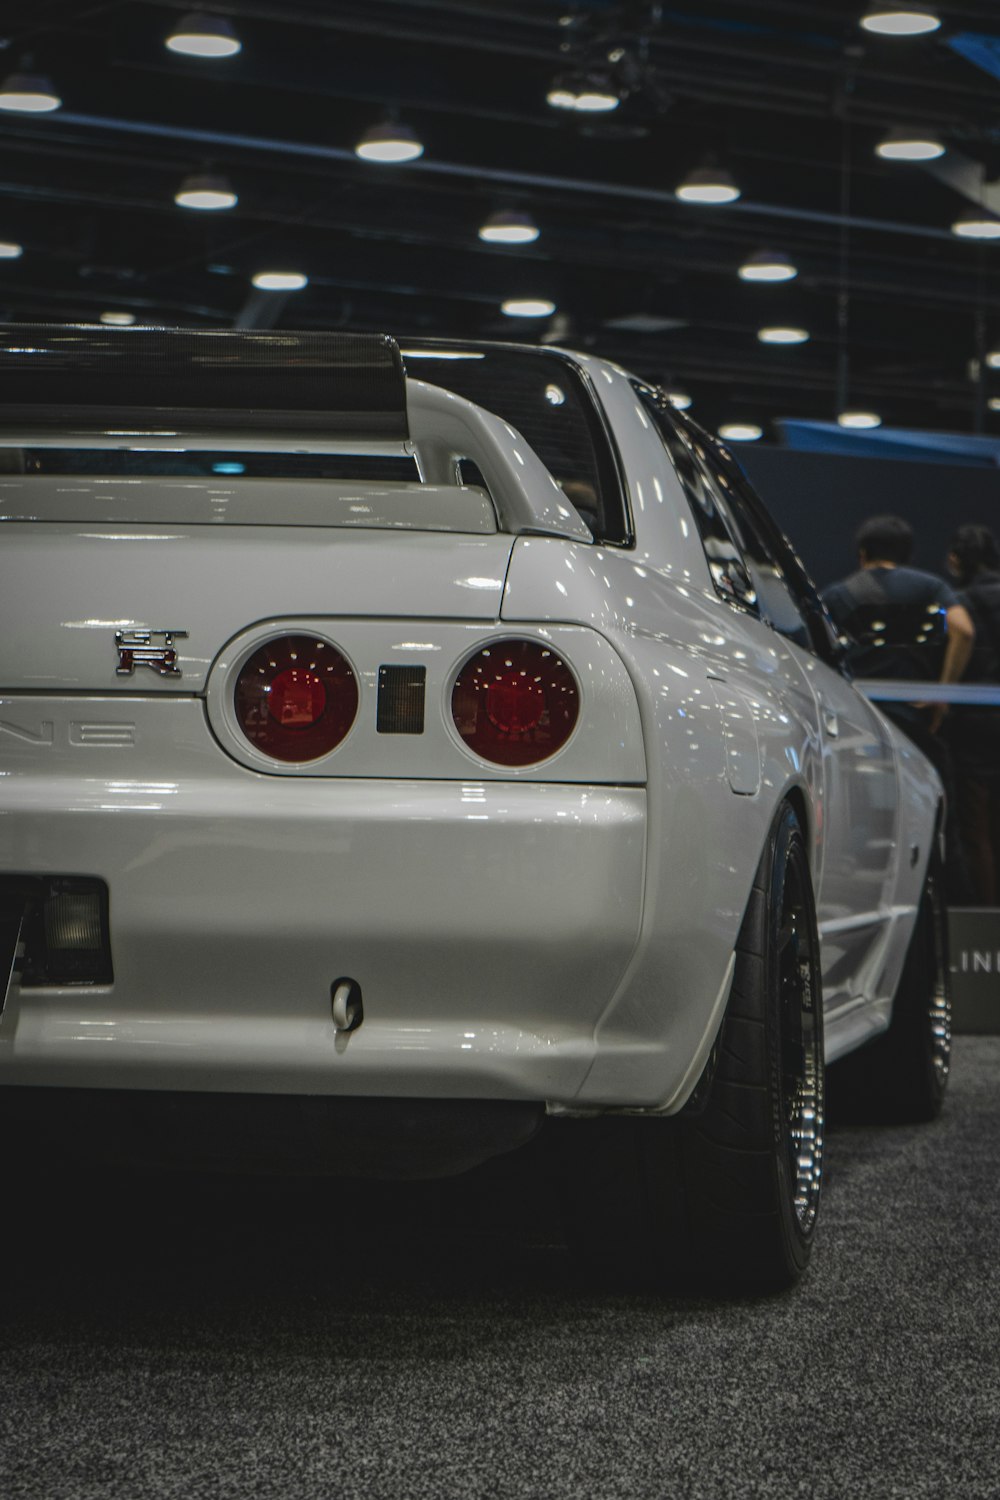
[822,707,839,737]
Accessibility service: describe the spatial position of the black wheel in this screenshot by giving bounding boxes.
[827,850,951,1124]
[557,801,825,1294]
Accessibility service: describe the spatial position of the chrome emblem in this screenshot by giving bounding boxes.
[115,629,188,678]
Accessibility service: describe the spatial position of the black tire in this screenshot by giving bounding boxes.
[826,850,951,1124]
[558,801,825,1294]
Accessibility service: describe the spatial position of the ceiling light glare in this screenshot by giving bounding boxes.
[989,398,1000,411]
[547,85,578,110]
[355,122,424,163]
[175,172,238,210]
[986,350,1000,368]
[0,240,23,259]
[501,297,556,317]
[739,249,797,282]
[876,128,945,161]
[676,165,741,205]
[0,70,61,113]
[99,311,137,326]
[861,7,941,35]
[666,391,692,410]
[166,13,242,57]
[952,216,1000,240]
[252,271,308,291]
[758,326,809,344]
[838,410,882,429]
[719,422,762,442]
[479,210,540,245]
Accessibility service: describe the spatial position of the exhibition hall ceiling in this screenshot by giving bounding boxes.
[3,0,1000,437]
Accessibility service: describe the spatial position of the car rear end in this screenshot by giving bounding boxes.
[0,328,646,1160]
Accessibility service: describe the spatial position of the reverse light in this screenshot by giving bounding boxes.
[451,639,579,766]
[235,634,358,761]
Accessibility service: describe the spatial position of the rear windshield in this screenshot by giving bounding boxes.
[0,450,419,482]
[401,344,630,545]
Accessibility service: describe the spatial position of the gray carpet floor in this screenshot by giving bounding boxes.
[2,1036,999,1500]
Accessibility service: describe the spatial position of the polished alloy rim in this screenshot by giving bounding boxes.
[926,874,952,1088]
[778,850,824,1234]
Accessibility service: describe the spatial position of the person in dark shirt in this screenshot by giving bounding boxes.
[822,514,975,735]
[822,514,975,901]
[946,524,1000,905]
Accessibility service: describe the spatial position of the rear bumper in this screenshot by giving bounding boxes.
[1,701,646,1103]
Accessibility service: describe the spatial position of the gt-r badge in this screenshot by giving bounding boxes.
[115,628,188,677]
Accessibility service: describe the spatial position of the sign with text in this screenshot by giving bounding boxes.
[949,909,1000,1033]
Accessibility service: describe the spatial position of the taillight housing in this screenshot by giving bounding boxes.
[234,634,359,762]
[451,639,579,766]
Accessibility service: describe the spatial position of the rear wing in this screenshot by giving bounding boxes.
[0,326,590,541]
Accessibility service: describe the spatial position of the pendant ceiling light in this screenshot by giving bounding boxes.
[758,326,810,344]
[719,423,762,442]
[739,249,798,282]
[252,271,308,291]
[546,72,619,113]
[876,127,945,160]
[175,172,237,210]
[0,240,23,258]
[0,67,61,113]
[838,410,882,428]
[501,298,556,318]
[355,121,424,163]
[861,7,941,35]
[478,210,540,245]
[100,311,137,326]
[166,13,242,57]
[952,215,1000,239]
[676,163,741,205]
[666,391,692,410]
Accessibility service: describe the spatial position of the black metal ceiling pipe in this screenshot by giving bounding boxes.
[50,110,962,244]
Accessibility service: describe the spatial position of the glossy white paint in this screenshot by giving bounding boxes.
[0,476,499,533]
[0,341,942,1116]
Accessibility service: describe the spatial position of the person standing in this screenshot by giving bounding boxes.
[946,524,1000,906]
[822,514,975,901]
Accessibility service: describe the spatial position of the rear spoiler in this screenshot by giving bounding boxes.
[0,326,408,439]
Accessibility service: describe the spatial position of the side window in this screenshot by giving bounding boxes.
[636,386,758,612]
[701,445,817,654]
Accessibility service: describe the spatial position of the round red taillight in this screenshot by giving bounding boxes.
[451,639,579,766]
[234,635,358,762]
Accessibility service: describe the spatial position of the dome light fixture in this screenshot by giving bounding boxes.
[758,326,810,344]
[166,13,242,58]
[501,297,556,318]
[478,210,540,245]
[252,271,308,291]
[99,311,137,326]
[676,163,741,205]
[739,249,798,282]
[838,410,882,429]
[0,240,23,259]
[876,127,945,161]
[861,7,941,36]
[175,172,238,210]
[355,121,424,164]
[952,215,1000,240]
[0,68,61,113]
[719,422,762,442]
[666,391,692,410]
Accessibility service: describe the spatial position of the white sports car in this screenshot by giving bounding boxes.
[0,328,949,1290]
